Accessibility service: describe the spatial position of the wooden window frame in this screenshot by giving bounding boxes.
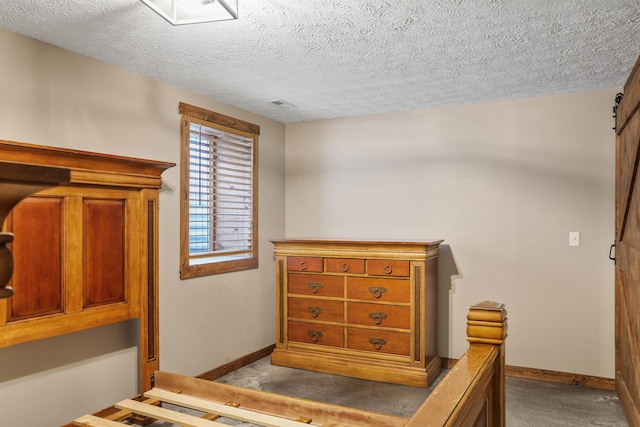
[179,102,259,278]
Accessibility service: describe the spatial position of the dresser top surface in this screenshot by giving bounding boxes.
[271,239,443,259]
[272,238,444,246]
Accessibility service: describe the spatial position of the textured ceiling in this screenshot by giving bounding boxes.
[0,0,638,123]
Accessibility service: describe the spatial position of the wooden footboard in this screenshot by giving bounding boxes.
[69,302,507,427]
[406,301,507,426]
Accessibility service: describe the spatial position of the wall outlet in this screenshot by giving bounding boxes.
[569,231,580,247]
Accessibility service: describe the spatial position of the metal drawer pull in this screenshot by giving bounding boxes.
[368,286,387,298]
[300,261,307,270]
[368,338,387,350]
[369,312,387,325]
[307,331,323,342]
[307,306,324,318]
[308,282,324,293]
[383,264,393,274]
[341,262,349,272]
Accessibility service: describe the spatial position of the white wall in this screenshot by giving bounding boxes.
[285,89,617,378]
[0,28,285,426]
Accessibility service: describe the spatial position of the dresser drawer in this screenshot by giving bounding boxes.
[346,328,410,356]
[367,259,410,277]
[347,277,410,303]
[288,273,343,297]
[347,302,410,329]
[325,258,365,274]
[288,297,344,322]
[287,256,323,272]
[288,321,343,347]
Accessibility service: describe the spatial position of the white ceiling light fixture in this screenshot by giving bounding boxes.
[141,0,238,25]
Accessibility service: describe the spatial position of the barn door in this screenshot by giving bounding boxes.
[615,54,640,427]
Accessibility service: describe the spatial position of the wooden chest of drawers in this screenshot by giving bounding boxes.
[271,239,443,387]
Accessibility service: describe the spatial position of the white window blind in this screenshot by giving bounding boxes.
[189,122,254,261]
[179,102,259,279]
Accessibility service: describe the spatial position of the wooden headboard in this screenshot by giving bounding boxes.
[0,140,174,391]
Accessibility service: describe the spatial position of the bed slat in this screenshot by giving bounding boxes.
[74,414,131,427]
[144,387,316,427]
[114,399,226,426]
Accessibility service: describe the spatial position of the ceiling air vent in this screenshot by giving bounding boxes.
[270,99,297,109]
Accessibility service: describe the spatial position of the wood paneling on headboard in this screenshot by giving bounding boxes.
[0,140,174,392]
[0,161,70,298]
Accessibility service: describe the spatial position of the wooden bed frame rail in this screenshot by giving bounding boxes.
[406,301,507,426]
[69,301,507,427]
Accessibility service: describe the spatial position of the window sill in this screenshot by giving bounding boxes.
[180,256,258,279]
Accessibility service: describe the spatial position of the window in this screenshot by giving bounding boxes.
[179,102,259,278]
